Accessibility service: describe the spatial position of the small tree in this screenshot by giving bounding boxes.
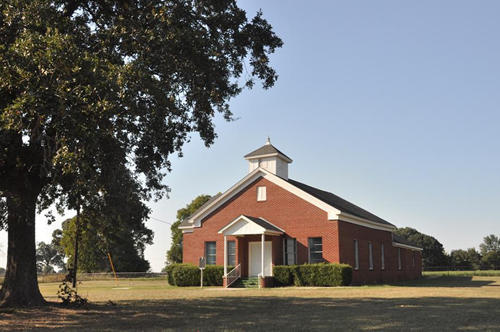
[166,194,212,265]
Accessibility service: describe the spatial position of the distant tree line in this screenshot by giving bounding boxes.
[395,228,500,270]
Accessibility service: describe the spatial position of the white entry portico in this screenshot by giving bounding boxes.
[218,215,283,285]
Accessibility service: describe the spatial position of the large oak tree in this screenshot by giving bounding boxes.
[0,0,282,306]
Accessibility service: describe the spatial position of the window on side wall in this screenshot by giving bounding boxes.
[283,237,297,265]
[257,186,267,201]
[308,237,323,263]
[397,248,402,270]
[381,243,385,270]
[227,241,236,266]
[412,251,415,268]
[205,241,216,265]
[368,241,374,270]
[354,239,359,270]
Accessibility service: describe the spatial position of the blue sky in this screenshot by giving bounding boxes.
[1,0,500,271]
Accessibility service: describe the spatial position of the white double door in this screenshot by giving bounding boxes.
[249,241,272,277]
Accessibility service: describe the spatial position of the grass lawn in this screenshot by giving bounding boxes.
[1,276,500,330]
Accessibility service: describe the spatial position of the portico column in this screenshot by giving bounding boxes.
[224,235,228,276]
[261,233,265,277]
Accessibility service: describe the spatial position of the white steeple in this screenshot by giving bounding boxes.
[244,138,293,179]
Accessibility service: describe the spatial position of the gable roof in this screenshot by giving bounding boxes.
[244,143,292,162]
[218,215,284,235]
[179,167,396,232]
[243,215,284,233]
[287,179,395,227]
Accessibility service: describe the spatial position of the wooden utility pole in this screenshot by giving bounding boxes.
[72,204,81,288]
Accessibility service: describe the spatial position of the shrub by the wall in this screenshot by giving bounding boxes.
[274,263,352,287]
[273,265,294,286]
[166,264,230,286]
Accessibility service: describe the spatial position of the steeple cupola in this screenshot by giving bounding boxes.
[244,138,293,179]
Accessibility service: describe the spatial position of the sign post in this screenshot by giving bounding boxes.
[199,257,206,288]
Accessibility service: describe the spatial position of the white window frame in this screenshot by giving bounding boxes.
[205,241,216,265]
[227,240,236,267]
[397,248,402,271]
[381,243,385,271]
[257,186,267,202]
[368,241,373,271]
[354,239,359,270]
[283,237,297,265]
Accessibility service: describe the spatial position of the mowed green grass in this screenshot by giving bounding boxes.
[1,276,500,331]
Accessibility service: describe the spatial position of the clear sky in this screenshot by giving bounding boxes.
[1,0,500,271]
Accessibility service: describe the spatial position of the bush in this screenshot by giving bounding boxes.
[274,263,352,287]
[166,264,230,286]
[273,265,294,286]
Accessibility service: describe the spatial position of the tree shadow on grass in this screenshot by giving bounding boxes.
[390,276,498,288]
[1,296,500,331]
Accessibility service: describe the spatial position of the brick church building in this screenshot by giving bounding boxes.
[180,139,422,286]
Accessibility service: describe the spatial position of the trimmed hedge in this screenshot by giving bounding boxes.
[274,263,352,287]
[165,264,231,286]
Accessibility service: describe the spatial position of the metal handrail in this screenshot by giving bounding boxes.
[225,264,241,288]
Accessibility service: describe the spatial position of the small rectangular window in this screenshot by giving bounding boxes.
[257,186,267,201]
[227,241,236,267]
[284,237,297,265]
[308,237,323,263]
[397,248,402,270]
[205,241,216,265]
[381,243,385,270]
[354,239,359,270]
[368,242,373,270]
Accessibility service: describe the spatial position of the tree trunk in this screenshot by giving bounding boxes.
[0,191,45,307]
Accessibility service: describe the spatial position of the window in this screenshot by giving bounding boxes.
[354,239,359,270]
[205,242,216,265]
[227,241,236,266]
[397,248,402,270]
[257,186,267,201]
[412,251,415,268]
[381,243,385,270]
[308,237,323,263]
[368,242,373,270]
[283,237,297,265]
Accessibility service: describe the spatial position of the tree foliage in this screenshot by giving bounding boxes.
[0,0,281,306]
[394,227,449,267]
[57,213,152,272]
[35,241,65,274]
[479,234,500,269]
[166,194,211,265]
[450,248,481,270]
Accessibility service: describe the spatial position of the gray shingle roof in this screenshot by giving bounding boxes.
[287,179,395,228]
[244,143,292,162]
[243,215,283,233]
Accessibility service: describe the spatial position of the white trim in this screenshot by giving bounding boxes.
[181,229,194,233]
[392,242,423,251]
[245,153,293,163]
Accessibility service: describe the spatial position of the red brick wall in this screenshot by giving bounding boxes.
[183,177,339,276]
[338,221,422,283]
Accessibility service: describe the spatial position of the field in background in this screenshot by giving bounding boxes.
[1,276,500,330]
